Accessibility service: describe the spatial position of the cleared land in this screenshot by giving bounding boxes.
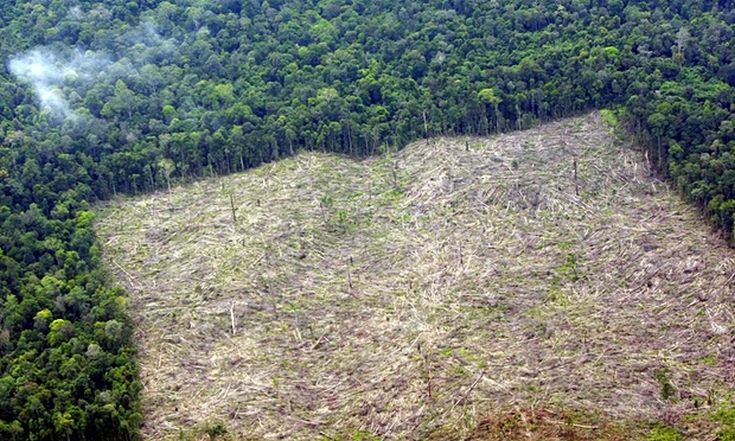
[96,113,735,440]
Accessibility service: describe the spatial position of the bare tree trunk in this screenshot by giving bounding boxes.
[494,103,500,133]
[347,123,354,156]
[229,302,236,335]
[423,110,429,139]
[230,194,237,225]
[516,103,522,130]
[392,160,399,190]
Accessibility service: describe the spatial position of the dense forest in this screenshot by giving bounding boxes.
[0,0,734,439]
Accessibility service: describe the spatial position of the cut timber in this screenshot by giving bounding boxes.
[95,112,735,441]
[229,301,236,335]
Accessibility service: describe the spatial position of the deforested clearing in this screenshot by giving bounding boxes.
[95,113,735,440]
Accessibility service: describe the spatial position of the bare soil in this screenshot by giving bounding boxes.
[95,113,735,440]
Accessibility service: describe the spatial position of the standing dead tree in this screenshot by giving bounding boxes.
[229,302,237,335]
[561,128,579,196]
[230,193,238,225]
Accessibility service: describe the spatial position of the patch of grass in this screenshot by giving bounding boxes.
[200,420,228,440]
[547,282,570,306]
[381,187,403,204]
[557,252,580,282]
[713,402,735,441]
[655,369,677,402]
[176,420,232,441]
[333,429,381,441]
[463,408,640,440]
[699,353,717,366]
[646,425,683,441]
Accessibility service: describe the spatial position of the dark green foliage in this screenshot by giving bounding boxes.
[200,420,228,440]
[655,369,677,401]
[0,0,733,439]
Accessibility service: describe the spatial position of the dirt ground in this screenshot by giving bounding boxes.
[95,113,735,440]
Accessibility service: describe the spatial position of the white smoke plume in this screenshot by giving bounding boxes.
[8,48,110,119]
[7,20,170,121]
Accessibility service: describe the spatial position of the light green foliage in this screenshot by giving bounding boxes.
[713,402,735,441]
[478,88,502,105]
[600,109,619,128]
[647,425,683,441]
[558,253,579,282]
[348,430,381,441]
